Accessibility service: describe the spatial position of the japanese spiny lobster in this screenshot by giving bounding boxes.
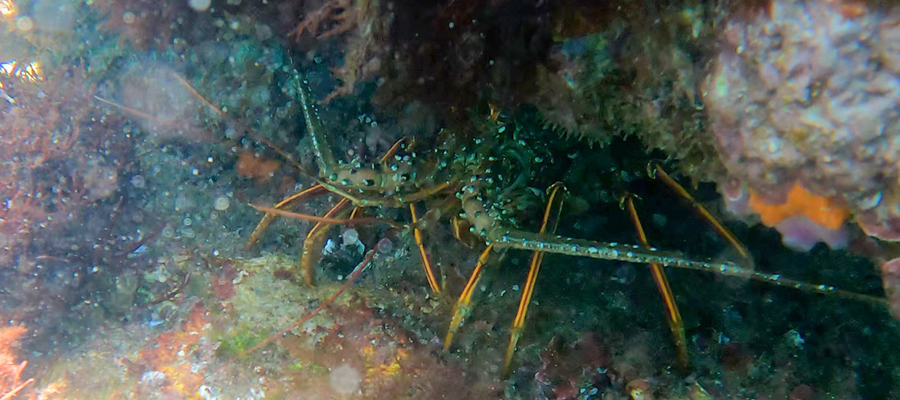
[244,72,887,375]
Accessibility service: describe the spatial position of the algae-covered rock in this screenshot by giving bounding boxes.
[32,254,500,400]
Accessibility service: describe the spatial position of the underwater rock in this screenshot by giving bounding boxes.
[774,215,849,252]
[881,257,900,320]
[30,255,502,399]
[532,4,724,182]
[703,0,900,242]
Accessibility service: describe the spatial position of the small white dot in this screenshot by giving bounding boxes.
[189,0,212,11]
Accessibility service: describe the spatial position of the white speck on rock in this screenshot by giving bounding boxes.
[329,363,362,396]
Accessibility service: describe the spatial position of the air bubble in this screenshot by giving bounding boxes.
[376,238,394,253]
[342,229,360,247]
[214,196,230,211]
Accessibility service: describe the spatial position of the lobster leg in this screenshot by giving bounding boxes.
[245,184,329,250]
[299,198,354,286]
[503,182,566,375]
[444,244,494,351]
[649,163,752,266]
[410,203,442,294]
[623,193,689,371]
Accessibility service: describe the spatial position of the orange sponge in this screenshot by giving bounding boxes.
[748,183,849,230]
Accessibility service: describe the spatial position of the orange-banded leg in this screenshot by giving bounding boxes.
[299,197,441,292]
[247,138,410,250]
[444,243,493,351]
[409,203,442,294]
[299,198,354,286]
[245,185,329,250]
[297,136,411,287]
[648,163,753,266]
[503,182,567,375]
[622,194,689,371]
[444,183,567,359]
[256,201,449,294]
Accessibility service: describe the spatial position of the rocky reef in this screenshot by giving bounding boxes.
[30,255,502,400]
[3,0,900,399]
